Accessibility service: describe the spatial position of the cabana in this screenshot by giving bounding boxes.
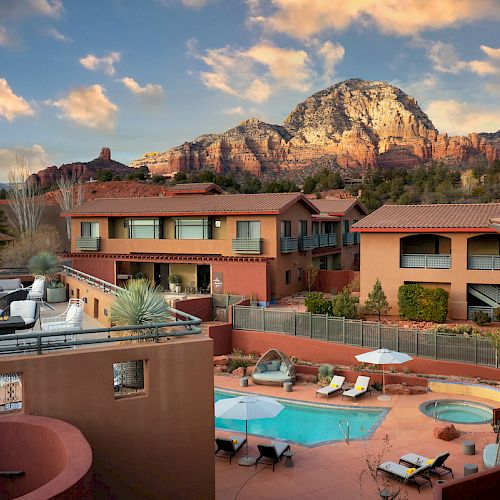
[252,349,296,386]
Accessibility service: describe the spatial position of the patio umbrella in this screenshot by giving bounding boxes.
[355,348,412,400]
[215,395,285,466]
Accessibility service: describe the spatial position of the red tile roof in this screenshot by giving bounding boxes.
[352,203,500,231]
[310,198,367,216]
[65,192,319,217]
[166,183,223,194]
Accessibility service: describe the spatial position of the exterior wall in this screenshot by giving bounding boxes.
[173,296,213,322]
[0,337,215,500]
[63,275,115,326]
[316,270,359,293]
[358,231,500,320]
[340,205,365,270]
[71,257,116,284]
[207,322,232,356]
[232,329,500,380]
[434,468,500,500]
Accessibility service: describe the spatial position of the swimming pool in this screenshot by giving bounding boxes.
[419,400,493,424]
[214,389,388,446]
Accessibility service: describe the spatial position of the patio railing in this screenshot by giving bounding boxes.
[400,254,451,269]
[62,266,120,294]
[468,255,500,270]
[232,305,498,367]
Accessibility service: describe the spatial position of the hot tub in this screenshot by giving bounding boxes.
[419,399,493,424]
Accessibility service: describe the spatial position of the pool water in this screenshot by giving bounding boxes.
[420,400,492,424]
[214,390,387,446]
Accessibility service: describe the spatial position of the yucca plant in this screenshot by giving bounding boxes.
[28,251,60,278]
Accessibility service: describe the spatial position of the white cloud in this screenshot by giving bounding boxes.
[28,0,63,17]
[249,0,500,38]
[0,27,10,46]
[317,41,345,83]
[50,84,118,130]
[481,45,500,60]
[79,52,121,76]
[0,77,34,121]
[0,144,50,180]
[223,106,245,115]
[45,27,71,42]
[156,0,210,8]
[119,77,164,103]
[426,99,500,135]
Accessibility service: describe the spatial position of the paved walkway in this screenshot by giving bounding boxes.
[214,375,495,499]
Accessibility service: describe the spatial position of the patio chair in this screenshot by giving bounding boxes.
[342,376,371,401]
[26,275,46,307]
[3,300,39,331]
[0,288,28,313]
[377,461,432,493]
[215,435,246,464]
[255,440,290,471]
[316,375,345,399]
[41,298,84,333]
[399,451,453,479]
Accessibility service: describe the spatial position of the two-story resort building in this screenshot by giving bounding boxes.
[352,203,500,320]
[65,192,349,303]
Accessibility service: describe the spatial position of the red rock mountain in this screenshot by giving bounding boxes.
[131,79,500,175]
[31,148,134,187]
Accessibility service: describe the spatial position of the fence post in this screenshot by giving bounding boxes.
[474,337,477,364]
[261,307,265,332]
[326,315,329,342]
[342,317,346,344]
[434,331,437,359]
[377,321,381,348]
[309,313,313,339]
[293,311,296,336]
[360,320,364,347]
[415,330,418,356]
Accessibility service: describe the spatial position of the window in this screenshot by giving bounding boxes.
[281,220,291,237]
[299,220,308,237]
[0,373,22,413]
[236,221,261,239]
[81,221,99,237]
[298,268,303,282]
[113,361,145,399]
[175,219,211,239]
[285,270,291,285]
[343,220,350,233]
[319,257,328,270]
[128,219,161,239]
[312,221,319,235]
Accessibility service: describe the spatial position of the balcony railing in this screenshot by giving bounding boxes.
[280,237,299,253]
[468,255,500,270]
[400,254,451,269]
[232,238,263,254]
[76,236,101,251]
[298,235,316,251]
[343,233,359,245]
[63,265,120,294]
[468,306,494,320]
[313,233,337,249]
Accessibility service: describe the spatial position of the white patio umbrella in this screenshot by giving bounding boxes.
[215,395,285,466]
[355,348,412,401]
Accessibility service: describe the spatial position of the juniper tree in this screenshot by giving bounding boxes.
[365,278,390,321]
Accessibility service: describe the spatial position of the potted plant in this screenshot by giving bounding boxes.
[168,274,181,292]
[111,279,170,388]
[28,251,61,298]
[46,279,67,303]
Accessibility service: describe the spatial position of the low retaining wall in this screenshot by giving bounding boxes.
[232,329,500,381]
[434,467,500,500]
[429,380,500,403]
[207,323,232,356]
[174,297,212,322]
[317,270,359,293]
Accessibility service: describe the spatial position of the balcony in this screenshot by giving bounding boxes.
[343,233,359,245]
[298,235,316,251]
[76,236,101,251]
[400,254,451,269]
[468,255,500,270]
[280,237,299,253]
[232,238,263,254]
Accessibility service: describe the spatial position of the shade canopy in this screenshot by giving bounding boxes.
[215,395,284,421]
[355,348,412,365]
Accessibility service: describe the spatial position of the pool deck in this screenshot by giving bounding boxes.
[214,375,496,500]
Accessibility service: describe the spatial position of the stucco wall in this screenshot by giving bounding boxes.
[0,337,215,500]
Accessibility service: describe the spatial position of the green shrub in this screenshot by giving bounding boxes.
[304,292,333,315]
[332,287,359,318]
[28,251,60,277]
[472,310,492,326]
[227,357,253,373]
[318,364,335,379]
[371,382,383,392]
[397,284,448,323]
[493,307,500,322]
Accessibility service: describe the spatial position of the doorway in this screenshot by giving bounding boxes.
[197,265,211,293]
[154,263,170,289]
[93,298,99,318]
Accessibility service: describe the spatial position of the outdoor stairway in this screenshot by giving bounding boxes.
[469,284,500,308]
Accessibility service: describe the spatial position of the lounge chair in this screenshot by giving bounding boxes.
[316,375,346,399]
[215,435,246,464]
[483,444,500,469]
[3,300,39,332]
[256,440,290,471]
[26,275,46,306]
[399,451,453,479]
[377,461,432,492]
[342,376,370,401]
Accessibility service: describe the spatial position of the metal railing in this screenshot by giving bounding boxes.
[0,308,202,356]
[232,238,263,254]
[468,306,495,320]
[280,237,299,253]
[298,235,316,251]
[212,293,245,321]
[400,254,451,269]
[232,305,498,367]
[343,233,359,245]
[63,266,120,294]
[468,255,500,270]
[313,233,337,249]
[76,236,101,251]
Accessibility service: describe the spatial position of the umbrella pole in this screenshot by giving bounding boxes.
[383,365,385,395]
[245,419,249,457]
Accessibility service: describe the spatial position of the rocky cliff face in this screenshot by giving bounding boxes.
[31,148,134,187]
[131,79,500,175]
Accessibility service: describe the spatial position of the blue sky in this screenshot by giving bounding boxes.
[0,0,499,179]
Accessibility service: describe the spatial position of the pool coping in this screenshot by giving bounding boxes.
[418,398,494,425]
[214,386,390,448]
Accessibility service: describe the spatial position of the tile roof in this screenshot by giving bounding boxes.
[65,192,319,216]
[310,198,367,215]
[352,203,500,231]
[166,183,223,194]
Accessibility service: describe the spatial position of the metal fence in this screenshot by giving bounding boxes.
[232,305,498,367]
[212,294,245,321]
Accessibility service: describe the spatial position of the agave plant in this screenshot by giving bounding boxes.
[28,251,60,278]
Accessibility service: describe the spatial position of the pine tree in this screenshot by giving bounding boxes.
[365,278,390,320]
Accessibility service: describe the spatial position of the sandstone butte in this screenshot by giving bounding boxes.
[131,78,500,176]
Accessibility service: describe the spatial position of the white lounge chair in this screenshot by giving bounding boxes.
[377,461,432,492]
[399,451,453,479]
[26,275,49,309]
[316,375,346,399]
[8,300,39,331]
[342,376,371,401]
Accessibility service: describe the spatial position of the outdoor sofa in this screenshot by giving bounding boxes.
[316,375,346,399]
[399,451,453,479]
[215,435,246,464]
[252,349,296,386]
[255,440,290,471]
[0,279,23,299]
[2,300,40,332]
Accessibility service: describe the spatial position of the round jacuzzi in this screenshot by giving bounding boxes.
[419,399,493,424]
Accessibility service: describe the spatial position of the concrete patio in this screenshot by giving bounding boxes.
[214,375,496,500]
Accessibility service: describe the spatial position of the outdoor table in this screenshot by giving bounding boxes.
[463,440,475,455]
[283,382,293,392]
[0,316,26,335]
[240,377,249,387]
[464,463,478,476]
[283,450,294,468]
